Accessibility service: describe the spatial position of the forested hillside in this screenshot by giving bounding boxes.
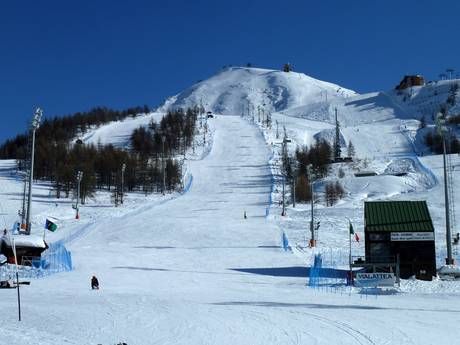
[0,106,199,203]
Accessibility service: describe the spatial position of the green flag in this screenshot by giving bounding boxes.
[45,219,57,232]
[349,222,354,235]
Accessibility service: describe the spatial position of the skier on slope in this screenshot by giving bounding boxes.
[91,275,99,290]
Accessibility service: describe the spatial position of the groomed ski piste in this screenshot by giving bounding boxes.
[1,67,460,344]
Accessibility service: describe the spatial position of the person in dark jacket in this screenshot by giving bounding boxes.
[91,275,99,290]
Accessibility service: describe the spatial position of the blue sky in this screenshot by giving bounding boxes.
[1,0,459,142]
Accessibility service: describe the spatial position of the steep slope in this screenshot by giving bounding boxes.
[1,118,459,344]
[81,112,164,148]
[160,67,356,116]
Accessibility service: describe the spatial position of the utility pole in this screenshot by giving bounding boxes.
[19,168,28,230]
[334,107,341,162]
[162,135,166,195]
[25,108,43,235]
[121,163,126,205]
[281,176,286,216]
[199,99,204,128]
[203,123,207,144]
[437,114,454,265]
[292,177,296,208]
[75,171,83,219]
[281,135,289,217]
[5,231,21,321]
[292,161,298,209]
[308,165,316,247]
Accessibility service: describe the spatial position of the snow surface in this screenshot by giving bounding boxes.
[1,235,46,249]
[81,112,165,148]
[159,67,356,116]
[1,67,460,343]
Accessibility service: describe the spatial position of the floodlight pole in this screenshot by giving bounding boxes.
[20,171,28,229]
[121,163,126,205]
[75,171,83,219]
[162,136,166,195]
[308,165,316,247]
[292,177,296,208]
[25,108,43,235]
[281,137,288,216]
[437,114,454,265]
[6,231,21,321]
[281,176,286,216]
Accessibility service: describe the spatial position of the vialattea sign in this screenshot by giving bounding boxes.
[355,273,395,287]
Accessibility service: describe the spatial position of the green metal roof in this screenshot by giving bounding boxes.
[364,201,434,232]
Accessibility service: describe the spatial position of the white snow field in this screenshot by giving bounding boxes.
[0,117,460,344]
[81,112,165,148]
[1,67,460,344]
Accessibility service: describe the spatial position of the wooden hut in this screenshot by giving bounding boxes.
[0,235,48,266]
[364,201,436,280]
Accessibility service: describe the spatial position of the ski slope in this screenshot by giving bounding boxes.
[160,67,356,116]
[1,117,460,344]
[81,112,165,148]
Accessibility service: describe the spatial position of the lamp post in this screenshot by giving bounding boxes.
[25,108,43,235]
[281,136,289,216]
[162,135,166,195]
[75,171,83,219]
[5,230,21,321]
[436,113,454,265]
[121,163,126,205]
[308,165,316,247]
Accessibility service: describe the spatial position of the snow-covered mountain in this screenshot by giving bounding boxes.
[2,66,460,344]
[160,66,459,125]
[159,66,356,115]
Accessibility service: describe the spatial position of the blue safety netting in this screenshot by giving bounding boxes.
[39,241,73,273]
[0,240,72,280]
[282,231,290,251]
[308,253,349,288]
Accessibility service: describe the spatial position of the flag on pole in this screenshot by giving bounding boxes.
[349,222,354,235]
[45,219,57,232]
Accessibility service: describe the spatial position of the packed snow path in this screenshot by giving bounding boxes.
[1,116,460,345]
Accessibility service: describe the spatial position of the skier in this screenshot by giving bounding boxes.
[91,275,99,290]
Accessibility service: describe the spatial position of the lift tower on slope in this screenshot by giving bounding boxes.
[436,113,455,265]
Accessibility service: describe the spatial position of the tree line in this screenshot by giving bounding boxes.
[424,130,460,154]
[282,138,349,206]
[2,107,199,204]
[0,105,150,159]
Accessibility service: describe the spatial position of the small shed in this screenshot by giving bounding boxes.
[0,235,48,266]
[364,201,436,280]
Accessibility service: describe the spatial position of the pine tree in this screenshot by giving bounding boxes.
[325,182,337,206]
[347,140,356,158]
[450,136,460,153]
[334,181,345,200]
[419,116,426,129]
[294,175,311,202]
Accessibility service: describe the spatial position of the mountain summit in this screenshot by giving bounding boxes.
[160,67,356,115]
